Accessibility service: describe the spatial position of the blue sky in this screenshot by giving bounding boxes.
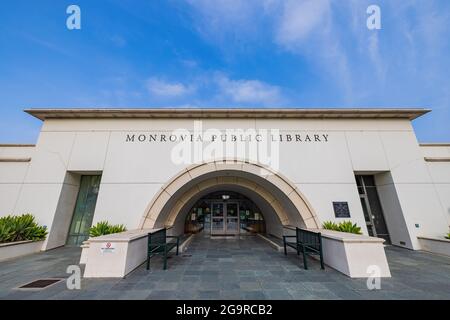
[0,0,449,143]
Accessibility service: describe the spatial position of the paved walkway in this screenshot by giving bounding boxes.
[0,235,449,300]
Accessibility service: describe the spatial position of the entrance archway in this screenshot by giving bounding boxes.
[184,191,266,236]
[139,159,320,235]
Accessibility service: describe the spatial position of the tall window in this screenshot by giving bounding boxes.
[356,175,391,243]
[66,175,102,246]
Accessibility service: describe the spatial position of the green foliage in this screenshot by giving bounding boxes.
[322,221,338,231]
[322,220,362,235]
[446,233,450,240]
[337,221,362,234]
[89,221,110,237]
[0,214,48,243]
[89,221,127,238]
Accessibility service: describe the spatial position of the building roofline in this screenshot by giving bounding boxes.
[419,143,450,147]
[24,108,431,121]
[0,144,35,147]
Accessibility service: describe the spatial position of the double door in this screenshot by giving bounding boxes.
[211,202,239,235]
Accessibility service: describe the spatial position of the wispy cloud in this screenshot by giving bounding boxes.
[144,73,285,106]
[185,0,264,43]
[275,0,331,47]
[214,74,284,105]
[110,35,127,48]
[146,77,196,97]
[22,34,75,58]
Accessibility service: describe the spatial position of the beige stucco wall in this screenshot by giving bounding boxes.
[0,117,449,250]
[0,145,34,217]
[420,145,450,239]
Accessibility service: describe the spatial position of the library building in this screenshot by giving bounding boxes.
[0,108,449,278]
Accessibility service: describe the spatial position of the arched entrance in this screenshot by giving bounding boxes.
[139,159,319,238]
[184,191,266,236]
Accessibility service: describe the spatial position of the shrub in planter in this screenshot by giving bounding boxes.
[322,220,362,235]
[0,214,48,243]
[322,221,339,231]
[337,221,362,235]
[89,221,127,238]
[446,233,450,240]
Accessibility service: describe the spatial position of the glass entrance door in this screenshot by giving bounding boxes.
[210,202,239,235]
[225,202,239,234]
[211,202,225,235]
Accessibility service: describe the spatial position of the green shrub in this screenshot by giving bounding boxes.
[322,220,362,235]
[446,233,450,240]
[322,221,339,231]
[0,214,48,243]
[89,221,127,238]
[337,221,362,234]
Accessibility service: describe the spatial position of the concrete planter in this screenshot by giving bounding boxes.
[418,236,450,257]
[83,228,180,278]
[283,226,391,278]
[319,230,391,278]
[79,240,90,264]
[0,240,44,262]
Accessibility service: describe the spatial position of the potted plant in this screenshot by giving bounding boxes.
[89,221,127,237]
[322,220,362,235]
[80,221,127,264]
[0,214,48,261]
[0,214,47,243]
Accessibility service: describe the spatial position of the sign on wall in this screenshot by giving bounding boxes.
[100,242,116,254]
[333,202,351,218]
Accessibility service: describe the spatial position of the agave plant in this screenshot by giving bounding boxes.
[337,221,362,235]
[0,214,47,243]
[108,224,127,234]
[322,221,339,231]
[0,222,14,243]
[322,220,362,235]
[89,221,127,238]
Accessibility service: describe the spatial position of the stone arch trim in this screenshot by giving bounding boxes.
[139,159,320,229]
[165,177,288,227]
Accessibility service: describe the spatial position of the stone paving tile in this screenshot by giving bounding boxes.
[287,289,321,300]
[1,235,450,300]
[239,281,262,291]
[242,291,267,299]
[146,290,176,300]
[263,289,293,300]
[198,290,221,300]
[220,289,243,300]
[175,290,200,300]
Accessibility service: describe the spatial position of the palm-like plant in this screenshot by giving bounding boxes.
[337,221,362,234]
[0,222,14,243]
[322,221,339,231]
[89,221,127,238]
[0,214,47,243]
[89,221,110,237]
[108,224,127,234]
[322,220,362,235]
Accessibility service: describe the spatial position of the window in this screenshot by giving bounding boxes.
[66,175,102,246]
[355,175,391,243]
